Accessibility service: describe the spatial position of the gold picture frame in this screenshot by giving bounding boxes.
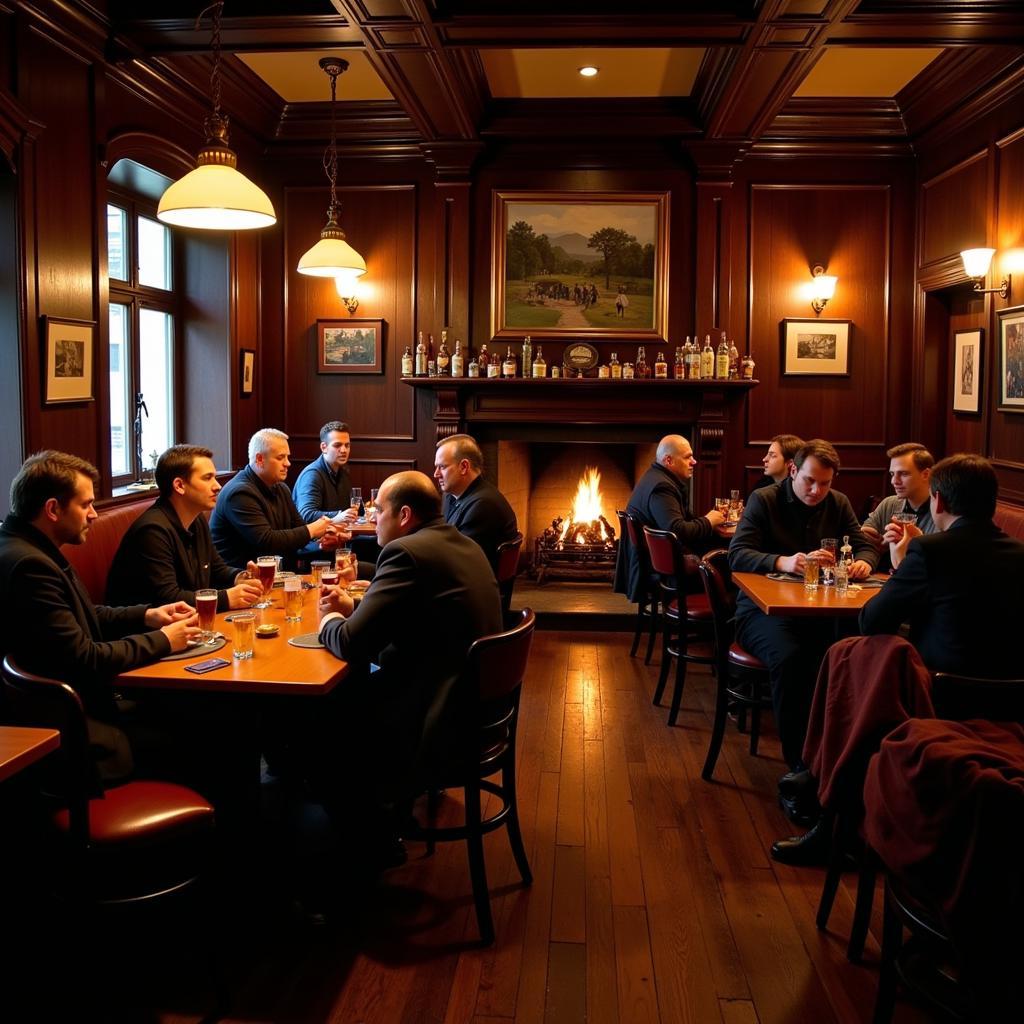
[490,190,670,343]
[43,315,95,404]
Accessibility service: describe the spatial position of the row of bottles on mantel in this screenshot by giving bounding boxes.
[400,331,755,380]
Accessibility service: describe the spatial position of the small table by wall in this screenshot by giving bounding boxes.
[732,572,886,618]
[0,727,60,783]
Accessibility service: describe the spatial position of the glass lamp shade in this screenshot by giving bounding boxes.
[961,247,996,279]
[334,269,364,296]
[297,235,367,279]
[811,274,837,302]
[157,163,276,230]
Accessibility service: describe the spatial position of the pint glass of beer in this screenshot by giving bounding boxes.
[284,576,303,622]
[195,588,218,643]
[255,556,277,608]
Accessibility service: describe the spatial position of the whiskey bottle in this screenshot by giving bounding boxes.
[598,363,610,379]
[674,345,685,379]
[610,352,622,379]
[468,353,480,378]
[700,335,714,379]
[728,337,740,379]
[839,535,853,569]
[636,346,649,379]
[532,345,547,378]
[451,339,464,377]
[414,331,428,377]
[478,343,490,374]
[522,335,532,376]
[623,361,635,379]
[503,346,517,378]
[436,334,450,376]
[401,345,414,377]
[715,333,730,380]
[742,352,756,379]
[654,351,668,378]
[427,334,436,377]
[685,336,698,379]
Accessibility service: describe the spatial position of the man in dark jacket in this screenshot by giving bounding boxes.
[0,451,199,780]
[292,420,356,525]
[107,445,263,611]
[614,434,727,603]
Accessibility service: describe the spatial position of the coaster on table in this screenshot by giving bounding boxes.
[288,633,325,650]
[766,572,804,582]
[162,635,227,661]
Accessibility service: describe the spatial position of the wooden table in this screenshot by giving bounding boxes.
[348,520,377,536]
[116,585,348,696]
[732,572,887,617]
[0,726,60,782]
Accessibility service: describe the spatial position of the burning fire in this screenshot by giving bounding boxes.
[558,467,615,545]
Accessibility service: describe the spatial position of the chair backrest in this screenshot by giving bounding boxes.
[495,532,523,585]
[642,525,682,582]
[470,608,536,705]
[698,552,735,656]
[931,672,1024,723]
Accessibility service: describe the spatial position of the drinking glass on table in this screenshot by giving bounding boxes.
[335,548,356,578]
[803,554,820,592]
[350,486,363,518]
[255,555,277,608]
[728,489,743,523]
[232,611,255,659]
[834,560,849,597]
[366,487,380,523]
[820,538,837,585]
[310,560,331,586]
[320,569,340,623]
[283,576,303,622]
[195,588,219,644]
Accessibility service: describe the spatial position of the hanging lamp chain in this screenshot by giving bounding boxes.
[195,1,231,155]
[317,57,349,234]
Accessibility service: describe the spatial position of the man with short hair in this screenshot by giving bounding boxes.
[107,445,263,610]
[434,434,518,570]
[0,451,199,780]
[729,439,876,788]
[751,433,805,494]
[293,421,358,525]
[210,428,342,570]
[614,433,727,603]
[861,442,936,568]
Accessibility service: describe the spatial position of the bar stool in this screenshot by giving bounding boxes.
[494,531,524,614]
[617,510,659,665]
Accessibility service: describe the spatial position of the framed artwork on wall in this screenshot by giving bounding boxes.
[951,329,982,414]
[42,315,95,403]
[240,349,255,396]
[780,318,851,376]
[490,190,670,343]
[316,318,385,375]
[998,305,1024,412]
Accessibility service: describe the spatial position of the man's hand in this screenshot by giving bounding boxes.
[705,508,727,529]
[308,515,333,540]
[227,579,263,609]
[861,524,882,547]
[776,553,806,574]
[145,601,194,628]
[318,584,354,619]
[334,508,359,525]
[161,614,202,652]
[888,522,922,570]
[848,559,874,580]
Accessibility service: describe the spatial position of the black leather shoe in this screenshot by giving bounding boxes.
[771,820,831,866]
[778,768,815,798]
[778,790,820,828]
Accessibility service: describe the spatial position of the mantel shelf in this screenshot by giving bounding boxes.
[403,377,758,390]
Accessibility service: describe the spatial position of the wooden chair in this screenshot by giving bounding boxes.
[618,510,660,665]
[697,550,772,779]
[495,531,524,614]
[404,609,536,945]
[642,527,713,726]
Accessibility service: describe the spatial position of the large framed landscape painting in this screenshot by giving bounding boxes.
[491,191,669,342]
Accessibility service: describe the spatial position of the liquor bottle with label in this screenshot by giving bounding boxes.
[839,535,853,569]
[478,343,490,375]
[636,346,649,379]
[685,336,698,379]
[610,352,622,379]
[503,346,517,378]
[728,337,740,379]
[414,331,428,377]
[522,335,532,376]
[487,358,500,378]
[598,363,610,379]
[451,339,464,377]
[674,345,685,379]
[700,335,715,379]
[436,334,450,376]
[532,345,547,378]
[623,361,635,379]
[715,333,730,380]
[468,353,480,377]
[742,352,756,379]
[654,351,668,378]
[427,334,436,376]
[401,345,414,377]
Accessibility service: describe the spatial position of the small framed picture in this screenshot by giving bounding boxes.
[240,348,255,397]
[951,329,982,414]
[781,318,851,376]
[998,305,1024,412]
[317,318,385,375]
[42,315,95,403]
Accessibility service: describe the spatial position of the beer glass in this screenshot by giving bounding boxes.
[195,588,218,643]
[728,489,743,523]
[367,487,380,522]
[892,511,917,526]
[350,486,363,517]
[283,576,303,622]
[255,556,277,608]
[834,561,849,597]
[820,538,837,585]
[320,569,340,623]
[232,611,255,659]
[715,497,729,516]
[335,548,356,577]
[309,560,330,586]
[803,555,820,592]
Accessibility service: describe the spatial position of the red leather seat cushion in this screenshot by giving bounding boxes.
[665,594,712,620]
[728,642,767,671]
[54,781,214,846]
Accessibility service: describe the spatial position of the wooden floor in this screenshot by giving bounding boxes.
[121,630,936,1023]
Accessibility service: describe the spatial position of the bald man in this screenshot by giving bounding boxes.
[614,434,727,603]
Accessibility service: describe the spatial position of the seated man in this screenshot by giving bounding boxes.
[861,442,937,570]
[210,427,342,571]
[107,444,263,610]
[728,439,875,808]
[293,420,358,526]
[433,434,518,570]
[0,451,199,781]
[772,453,1024,864]
[315,471,503,861]
[750,433,804,496]
[615,433,726,603]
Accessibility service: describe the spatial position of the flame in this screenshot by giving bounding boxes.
[560,467,605,544]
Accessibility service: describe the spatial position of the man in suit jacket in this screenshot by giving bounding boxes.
[292,420,356,526]
[0,451,199,780]
[316,471,503,857]
[107,445,263,611]
[434,434,518,570]
[210,428,341,570]
[614,434,727,603]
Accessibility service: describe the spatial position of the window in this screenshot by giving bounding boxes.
[106,195,179,486]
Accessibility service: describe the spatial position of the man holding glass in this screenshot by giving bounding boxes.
[728,440,876,809]
[861,442,936,570]
[107,445,263,611]
[293,420,358,527]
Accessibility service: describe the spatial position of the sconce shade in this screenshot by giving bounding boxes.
[811,274,837,302]
[158,158,276,230]
[961,247,996,279]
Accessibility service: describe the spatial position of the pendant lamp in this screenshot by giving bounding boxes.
[157,2,276,231]
[296,58,366,281]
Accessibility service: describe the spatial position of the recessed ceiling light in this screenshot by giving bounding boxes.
[578,65,599,78]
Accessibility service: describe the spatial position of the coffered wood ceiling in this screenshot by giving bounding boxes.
[107,1,1024,169]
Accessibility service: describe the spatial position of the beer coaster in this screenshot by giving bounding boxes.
[287,633,325,650]
[162,636,227,661]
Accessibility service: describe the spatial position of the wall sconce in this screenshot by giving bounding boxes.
[335,270,362,314]
[960,247,1011,299]
[810,265,837,316]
